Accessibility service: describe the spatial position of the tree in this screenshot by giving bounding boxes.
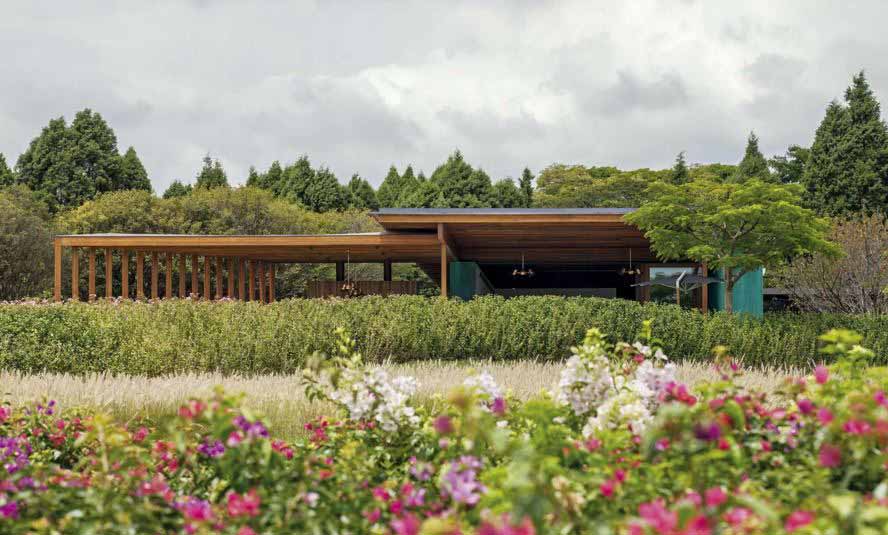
[0,153,14,186]
[733,132,771,182]
[0,186,55,299]
[803,71,888,215]
[162,180,192,199]
[429,150,493,207]
[490,178,524,208]
[376,165,403,207]
[302,167,350,212]
[195,155,228,189]
[518,167,534,207]
[625,178,835,313]
[398,180,448,208]
[116,147,151,191]
[347,174,379,210]
[671,151,690,184]
[397,165,420,205]
[769,145,809,184]
[281,156,314,203]
[534,164,669,207]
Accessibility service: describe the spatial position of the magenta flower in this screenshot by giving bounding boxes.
[876,390,888,408]
[600,479,615,498]
[817,408,834,425]
[843,419,872,435]
[785,510,815,532]
[797,398,814,415]
[724,507,753,526]
[693,422,721,442]
[491,397,507,416]
[391,513,421,535]
[705,487,727,507]
[180,498,213,522]
[442,456,486,506]
[819,443,842,468]
[433,415,454,435]
[637,499,677,534]
[814,365,829,385]
[0,500,19,519]
[227,489,261,517]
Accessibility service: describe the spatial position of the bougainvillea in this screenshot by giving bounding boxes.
[3,325,888,533]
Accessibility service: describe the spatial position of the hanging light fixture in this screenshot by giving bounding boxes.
[512,253,535,278]
[341,250,359,297]
[620,249,641,276]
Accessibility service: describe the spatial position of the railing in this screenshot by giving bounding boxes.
[306,280,417,298]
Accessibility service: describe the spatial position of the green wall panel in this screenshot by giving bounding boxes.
[708,267,763,318]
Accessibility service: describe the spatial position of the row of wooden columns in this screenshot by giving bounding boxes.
[55,247,276,303]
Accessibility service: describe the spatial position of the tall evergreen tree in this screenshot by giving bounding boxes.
[490,178,524,208]
[195,155,229,189]
[347,173,379,210]
[769,145,809,184]
[734,132,772,182]
[303,167,349,212]
[671,151,690,184]
[281,156,314,203]
[245,166,261,188]
[0,153,14,186]
[116,147,151,191]
[518,167,534,207]
[430,150,493,207]
[397,165,420,205]
[803,71,888,215]
[376,165,402,207]
[398,180,448,208]
[162,180,192,199]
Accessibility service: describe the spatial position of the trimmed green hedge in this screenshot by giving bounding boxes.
[2,296,887,375]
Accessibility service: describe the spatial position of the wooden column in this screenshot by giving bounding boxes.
[248,261,256,302]
[178,255,187,298]
[165,254,174,299]
[70,247,80,301]
[151,252,159,300]
[88,248,96,302]
[215,257,223,300]
[335,261,345,282]
[203,256,211,300]
[701,263,709,314]
[191,255,199,299]
[227,258,235,299]
[383,259,392,282]
[268,264,276,302]
[105,248,113,299]
[238,259,246,301]
[121,251,129,299]
[258,262,266,303]
[136,251,145,300]
[53,240,62,302]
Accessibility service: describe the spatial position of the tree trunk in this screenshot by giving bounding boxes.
[724,266,733,314]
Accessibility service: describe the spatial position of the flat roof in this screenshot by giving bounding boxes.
[374,208,636,215]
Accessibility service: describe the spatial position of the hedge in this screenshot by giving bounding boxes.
[2,295,887,375]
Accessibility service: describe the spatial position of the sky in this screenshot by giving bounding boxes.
[2,1,887,193]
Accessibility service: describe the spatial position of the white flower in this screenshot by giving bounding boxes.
[463,372,503,402]
[321,366,420,432]
[556,354,615,416]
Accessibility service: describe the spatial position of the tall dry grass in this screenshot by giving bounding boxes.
[1,361,795,441]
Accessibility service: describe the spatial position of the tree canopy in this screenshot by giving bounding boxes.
[429,150,493,207]
[0,186,55,299]
[625,178,836,312]
[162,180,192,199]
[733,132,771,182]
[194,155,229,189]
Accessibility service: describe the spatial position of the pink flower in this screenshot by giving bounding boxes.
[797,399,814,415]
[843,419,872,435]
[600,479,616,498]
[0,501,19,519]
[434,416,454,435]
[478,515,537,535]
[724,507,752,526]
[817,408,834,425]
[875,391,888,408]
[638,499,677,534]
[585,438,602,451]
[785,510,815,532]
[364,508,382,523]
[819,444,842,468]
[491,397,507,416]
[391,513,421,535]
[814,365,829,385]
[237,528,256,535]
[227,489,261,518]
[705,487,727,507]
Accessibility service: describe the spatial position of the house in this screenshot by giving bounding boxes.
[53,208,763,315]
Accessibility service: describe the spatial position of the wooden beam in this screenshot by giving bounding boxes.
[136,251,145,300]
[215,257,222,300]
[165,253,173,299]
[70,247,80,302]
[227,257,235,299]
[437,223,459,261]
[151,252,159,300]
[269,264,276,302]
[178,255,186,298]
[203,256,211,300]
[248,261,256,302]
[191,255,199,299]
[105,248,113,299]
[258,262,266,303]
[88,248,96,302]
[238,259,246,300]
[53,239,62,302]
[383,259,392,282]
[121,251,129,299]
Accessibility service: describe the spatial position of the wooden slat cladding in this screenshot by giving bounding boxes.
[306,280,418,298]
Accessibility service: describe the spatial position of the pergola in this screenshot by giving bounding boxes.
[53,208,709,310]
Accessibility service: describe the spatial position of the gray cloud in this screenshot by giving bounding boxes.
[2,0,888,191]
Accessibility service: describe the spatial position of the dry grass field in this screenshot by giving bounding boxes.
[1,361,796,441]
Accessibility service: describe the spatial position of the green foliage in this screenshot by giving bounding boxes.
[0,186,54,300]
[534,164,670,207]
[397,180,447,208]
[733,132,772,182]
[347,173,379,210]
[194,155,229,189]
[769,145,809,184]
[162,180,192,199]
[4,297,888,375]
[626,178,836,312]
[490,178,524,208]
[803,72,888,215]
[116,146,152,191]
[518,167,534,207]
[0,153,14,186]
[14,109,144,210]
[302,167,350,212]
[376,165,403,207]
[671,151,689,184]
[430,150,493,207]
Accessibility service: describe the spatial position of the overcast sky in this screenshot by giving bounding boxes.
[2,1,887,192]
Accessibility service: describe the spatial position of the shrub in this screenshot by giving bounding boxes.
[3,297,888,375]
[2,327,888,533]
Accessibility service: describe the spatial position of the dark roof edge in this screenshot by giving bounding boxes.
[372,207,636,216]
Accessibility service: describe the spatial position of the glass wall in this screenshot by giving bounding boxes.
[647,266,697,308]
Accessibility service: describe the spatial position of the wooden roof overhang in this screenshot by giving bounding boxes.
[55,232,442,264]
